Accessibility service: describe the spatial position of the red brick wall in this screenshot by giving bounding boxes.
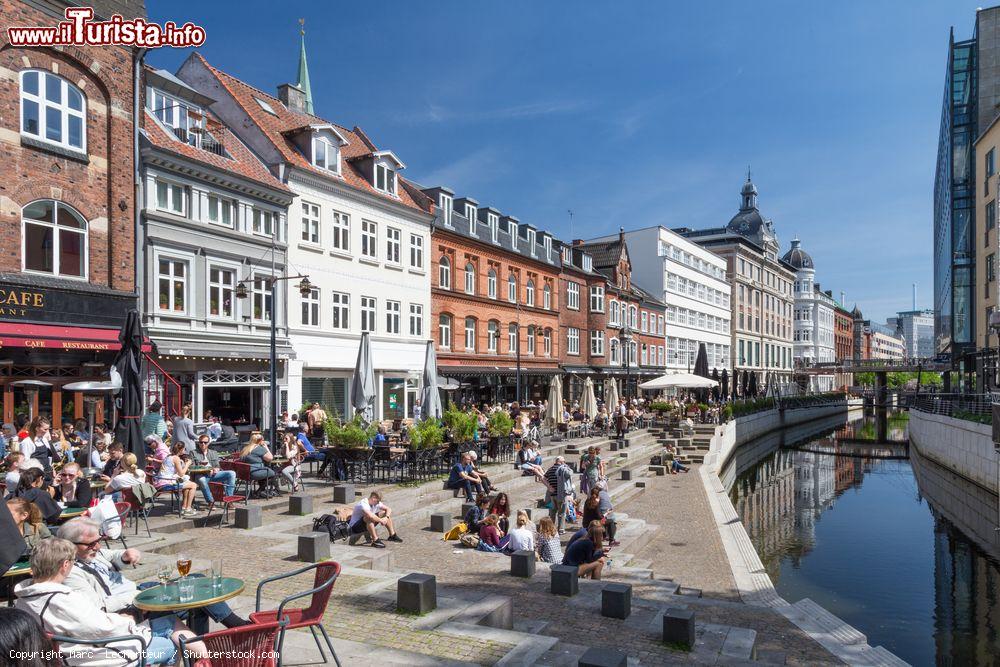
[0,1,138,292]
[834,309,854,362]
[558,268,600,366]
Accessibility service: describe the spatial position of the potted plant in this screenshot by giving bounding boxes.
[324,414,375,449]
[443,403,478,444]
[486,410,514,450]
[409,418,444,450]
[649,401,671,416]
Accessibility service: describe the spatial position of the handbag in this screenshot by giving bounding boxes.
[443,522,467,541]
[460,533,480,548]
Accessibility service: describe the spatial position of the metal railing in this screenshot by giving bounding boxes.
[911,393,996,419]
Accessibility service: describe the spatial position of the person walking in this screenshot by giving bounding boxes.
[543,456,575,534]
[172,404,197,454]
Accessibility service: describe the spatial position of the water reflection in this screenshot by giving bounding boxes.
[723,411,1000,666]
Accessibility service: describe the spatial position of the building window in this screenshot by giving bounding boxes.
[508,323,518,353]
[489,213,498,242]
[989,200,997,232]
[251,274,272,322]
[658,345,665,366]
[332,211,350,252]
[252,208,275,237]
[567,282,580,310]
[487,321,499,353]
[301,287,320,327]
[508,274,517,303]
[22,200,87,279]
[629,305,638,328]
[208,266,236,319]
[331,292,349,330]
[526,280,535,307]
[206,194,234,228]
[465,263,476,295]
[641,345,648,365]
[301,201,320,244]
[543,283,552,309]
[567,328,580,355]
[543,328,552,356]
[409,304,423,336]
[610,338,620,365]
[439,315,452,349]
[375,163,396,195]
[20,70,85,151]
[657,315,664,335]
[989,253,996,283]
[312,136,339,172]
[487,269,497,299]
[360,296,376,332]
[157,258,187,313]
[439,256,451,289]
[609,301,620,326]
[386,300,400,334]
[361,220,377,258]
[590,330,605,356]
[590,285,605,312]
[155,180,186,215]
[989,148,996,177]
[526,325,536,354]
[641,311,648,332]
[385,227,401,264]
[465,318,477,351]
[440,194,453,227]
[410,234,423,269]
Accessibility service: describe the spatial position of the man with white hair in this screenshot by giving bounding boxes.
[543,456,575,534]
[466,450,495,495]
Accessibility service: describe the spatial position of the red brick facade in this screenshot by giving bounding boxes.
[834,306,854,362]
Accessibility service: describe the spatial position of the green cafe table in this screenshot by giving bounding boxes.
[57,506,88,521]
[134,576,244,634]
[3,559,31,607]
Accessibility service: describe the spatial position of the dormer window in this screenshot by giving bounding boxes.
[440,194,453,227]
[312,136,339,173]
[466,205,477,234]
[562,247,572,263]
[527,229,536,256]
[375,164,396,195]
[510,223,518,250]
[544,236,552,261]
[582,255,593,272]
[488,214,499,243]
[148,88,203,148]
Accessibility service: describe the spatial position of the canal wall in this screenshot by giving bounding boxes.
[908,410,998,494]
[700,399,907,666]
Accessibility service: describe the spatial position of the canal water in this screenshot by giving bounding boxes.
[722,411,1000,666]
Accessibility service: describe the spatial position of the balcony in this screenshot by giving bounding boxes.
[170,126,229,158]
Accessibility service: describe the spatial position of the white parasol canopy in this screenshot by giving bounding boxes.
[604,377,619,409]
[639,373,719,390]
[544,375,564,427]
[581,377,598,419]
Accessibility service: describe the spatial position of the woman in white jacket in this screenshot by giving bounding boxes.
[15,538,204,666]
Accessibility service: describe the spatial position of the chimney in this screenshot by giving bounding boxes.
[277,83,307,114]
[572,239,584,246]
[619,226,625,242]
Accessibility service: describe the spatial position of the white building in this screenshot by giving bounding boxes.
[870,323,906,360]
[782,239,835,391]
[591,226,731,372]
[887,309,935,359]
[179,51,434,421]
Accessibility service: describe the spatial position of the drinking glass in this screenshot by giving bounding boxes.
[157,565,172,601]
[178,577,194,603]
[176,555,192,579]
[211,559,223,591]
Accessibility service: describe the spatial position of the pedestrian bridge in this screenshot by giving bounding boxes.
[796,358,950,375]
[788,441,909,460]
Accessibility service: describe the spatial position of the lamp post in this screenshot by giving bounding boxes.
[990,311,1000,391]
[618,325,633,403]
[236,273,312,450]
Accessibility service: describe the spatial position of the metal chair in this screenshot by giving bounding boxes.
[121,486,153,537]
[50,633,147,666]
[204,481,246,529]
[99,501,132,549]
[179,619,286,667]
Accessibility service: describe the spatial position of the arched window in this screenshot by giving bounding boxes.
[508,274,517,303]
[543,283,551,310]
[438,314,452,349]
[525,280,535,307]
[22,200,87,278]
[487,269,497,299]
[610,338,620,365]
[464,317,477,351]
[526,325,536,354]
[464,263,476,295]
[487,320,499,353]
[20,70,86,151]
[508,323,518,353]
[438,256,451,289]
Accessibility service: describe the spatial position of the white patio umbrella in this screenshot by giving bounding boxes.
[419,341,443,421]
[544,375,563,428]
[581,377,598,419]
[604,377,619,410]
[639,372,719,390]
[351,332,377,425]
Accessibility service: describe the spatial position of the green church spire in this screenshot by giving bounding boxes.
[296,18,314,115]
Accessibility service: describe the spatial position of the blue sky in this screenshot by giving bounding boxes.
[148,1,986,323]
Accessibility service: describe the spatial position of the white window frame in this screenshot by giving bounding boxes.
[331,210,350,253]
[641,311,648,332]
[312,135,340,173]
[487,269,497,299]
[301,201,320,244]
[155,255,189,315]
[567,327,580,355]
[205,194,235,228]
[567,282,580,310]
[543,329,552,357]
[526,325,536,354]
[487,321,499,353]
[375,163,396,195]
[206,262,239,321]
[439,256,451,289]
[301,287,320,327]
[543,283,552,310]
[467,205,478,234]
[590,330,605,356]
[385,226,401,265]
[331,291,350,330]
[360,296,377,333]
[465,263,476,295]
[155,179,186,216]
[439,314,452,350]
[409,303,423,337]
[508,323,518,354]
[489,213,499,243]
[590,285,604,313]
[361,220,377,259]
[465,317,477,351]
[251,208,276,238]
[409,234,424,269]
[508,274,517,303]
[440,194,453,227]
[526,280,535,307]
[21,200,89,280]
[251,272,273,323]
[20,70,86,152]
[386,300,401,334]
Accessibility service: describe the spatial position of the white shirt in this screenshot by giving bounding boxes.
[106,470,146,492]
[349,499,384,527]
[507,526,534,553]
[4,470,19,489]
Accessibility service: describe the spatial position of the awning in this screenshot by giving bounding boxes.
[150,337,295,361]
[438,365,561,378]
[0,322,151,353]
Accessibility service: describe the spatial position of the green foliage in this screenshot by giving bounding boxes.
[730,397,776,417]
[324,414,376,448]
[854,372,875,386]
[953,410,992,425]
[649,401,672,413]
[443,403,478,443]
[696,402,709,412]
[486,410,514,437]
[409,418,445,450]
[721,404,734,422]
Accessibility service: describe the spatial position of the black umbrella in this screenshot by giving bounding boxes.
[720,369,729,401]
[741,369,749,398]
[748,371,758,398]
[113,309,146,467]
[692,344,710,401]
[0,499,26,574]
[711,368,720,401]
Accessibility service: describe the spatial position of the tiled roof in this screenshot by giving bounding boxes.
[143,109,292,196]
[192,54,432,214]
[574,239,623,269]
[433,209,561,268]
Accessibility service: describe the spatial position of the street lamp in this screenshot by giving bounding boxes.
[618,325,633,403]
[236,273,312,449]
[989,311,1000,390]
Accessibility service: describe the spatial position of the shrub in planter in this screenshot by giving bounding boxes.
[324,414,376,448]
[410,418,445,450]
[444,403,478,443]
[487,410,514,437]
[649,401,672,414]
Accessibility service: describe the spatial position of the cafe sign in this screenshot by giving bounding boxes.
[0,279,136,328]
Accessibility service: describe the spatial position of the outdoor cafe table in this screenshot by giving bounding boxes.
[58,506,88,521]
[3,559,31,606]
[134,576,244,634]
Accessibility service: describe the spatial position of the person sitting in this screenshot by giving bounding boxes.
[155,441,199,516]
[207,416,223,442]
[52,463,93,509]
[348,491,401,548]
[12,469,61,526]
[505,511,534,554]
[583,481,620,547]
[6,497,51,554]
[0,608,58,667]
[562,522,606,580]
[488,492,511,535]
[476,514,503,553]
[296,426,329,476]
[57,518,248,627]
[536,516,562,563]
[15,537,207,665]
[3,451,25,490]
[446,452,483,502]
[240,433,277,499]
[145,435,169,468]
[279,432,303,492]
[102,453,146,501]
[191,435,237,505]
[371,425,388,448]
[516,441,545,481]
[464,494,491,534]
[466,451,494,494]
[100,442,125,481]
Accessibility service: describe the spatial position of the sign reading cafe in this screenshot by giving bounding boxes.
[0,278,136,328]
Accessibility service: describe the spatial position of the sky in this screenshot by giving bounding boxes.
[147,0,987,324]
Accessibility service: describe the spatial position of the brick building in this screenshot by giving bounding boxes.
[0,0,145,424]
[556,243,607,402]
[422,187,560,404]
[833,304,854,389]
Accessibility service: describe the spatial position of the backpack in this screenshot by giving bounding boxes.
[650,454,663,466]
[313,513,351,542]
[460,533,480,548]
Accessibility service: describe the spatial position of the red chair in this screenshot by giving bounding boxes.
[249,561,342,667]
[179,620,286,667]
[233,461,255,501]
[147,464,181,515]
[99,501,133,549]
[205,481,246,529]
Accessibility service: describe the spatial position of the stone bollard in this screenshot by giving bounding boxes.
[460,502,475,518]
[397,573,436,614]
[430,512,451,533]
[234,505,261,529]
[663,608,696,648]
[298,532,330,562]
[610,441,620,452]
[620,469,632,481]
[289,493,313,515]
[550,564,579,597]
[649,465,666,476]
[601,583,632,619]
[510,550,536,578]
[578,647,627,667]
[332,484,354,504]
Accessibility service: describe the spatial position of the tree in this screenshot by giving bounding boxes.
[854,372,875,386]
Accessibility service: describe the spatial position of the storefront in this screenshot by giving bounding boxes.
[437,366,559,406]
[299,369,422,421]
